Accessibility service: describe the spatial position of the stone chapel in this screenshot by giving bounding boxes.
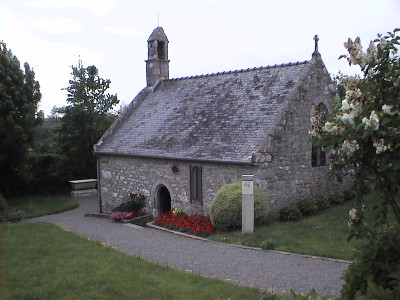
[94,27,345,216]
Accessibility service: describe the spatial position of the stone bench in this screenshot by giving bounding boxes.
[69,179,97,198]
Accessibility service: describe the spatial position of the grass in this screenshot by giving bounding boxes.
[5,195,79,220]
[209,200,364,260]
[0,222,273,300]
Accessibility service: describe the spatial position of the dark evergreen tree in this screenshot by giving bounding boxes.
[0,42,42,196]
[24,116,67,194]
[57,60,118,180]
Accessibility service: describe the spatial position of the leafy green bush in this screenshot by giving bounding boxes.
[209,181,269,230]
[280,188,356,222]
[325,189,357,206]
[279,205,302,222]
[326,191,347,205]
[315,196,330,211]
[341,228,400,299]
[342,189,357,202]
[296,198,319,216]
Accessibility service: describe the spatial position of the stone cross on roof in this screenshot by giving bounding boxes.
[314,35,319,52]
[312,35,321,58]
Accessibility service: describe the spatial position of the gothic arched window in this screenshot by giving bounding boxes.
[312,103,328,167]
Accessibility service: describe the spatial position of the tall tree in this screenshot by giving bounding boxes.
[57,60,119,180]
[0,42,42,196]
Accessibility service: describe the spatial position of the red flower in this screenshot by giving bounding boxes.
[154,209,221,236]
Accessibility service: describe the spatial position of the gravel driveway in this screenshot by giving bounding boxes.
[28,197,350,297]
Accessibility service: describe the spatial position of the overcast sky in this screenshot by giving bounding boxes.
[1,0,399,115]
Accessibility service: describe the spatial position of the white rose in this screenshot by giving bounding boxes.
[341,99,350,111]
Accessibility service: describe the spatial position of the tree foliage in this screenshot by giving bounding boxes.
[24,116,67,194]
[57,60,119,180]
[311,29,400,299]
[0,42,42,196]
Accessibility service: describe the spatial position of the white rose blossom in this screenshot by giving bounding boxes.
[339,111,357,126]
[373,139,392,154]
[322,121,343,134]
[341,99,350,111]
[345,88,363,102]
[362,110,379,130]
[350,101,362,114]
[348,208,360,227]
[367,68,377,76]
[344,37,367,68]
[341,139,360,155]
[341,76,360,90]
[382,104,396,115]
[349,208,358,220]
[366,41,377,65]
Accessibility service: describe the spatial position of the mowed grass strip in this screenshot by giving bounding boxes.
[1,222,270,300]
[6,195,78,219]
[210,200,363,260]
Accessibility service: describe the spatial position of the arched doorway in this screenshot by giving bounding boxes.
[157,185,171,215]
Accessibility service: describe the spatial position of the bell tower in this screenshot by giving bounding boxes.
[146,27,169,87]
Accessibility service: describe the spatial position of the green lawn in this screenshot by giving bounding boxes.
[209,200,363,260]
[5,195,78,220]
[1,222,273,300]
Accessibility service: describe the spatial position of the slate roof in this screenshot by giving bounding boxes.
[95,61,312,163]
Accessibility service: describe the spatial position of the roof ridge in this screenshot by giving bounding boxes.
[167,60,310,81]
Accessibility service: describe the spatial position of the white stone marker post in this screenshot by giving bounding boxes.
[242,174,254,233]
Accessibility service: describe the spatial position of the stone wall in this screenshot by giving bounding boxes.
[98,155,253,216]
[254,57,350,213]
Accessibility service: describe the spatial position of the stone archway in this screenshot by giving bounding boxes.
[157,185,171,215]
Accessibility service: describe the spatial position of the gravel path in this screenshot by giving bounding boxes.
[28,197,350,297]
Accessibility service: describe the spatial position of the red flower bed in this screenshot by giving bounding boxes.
[154,210,221,237]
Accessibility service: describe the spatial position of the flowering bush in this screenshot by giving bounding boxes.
[347,208,360,227]
[311,29,400,229]
[311,29,400,299]
[111,192,145,213]
[155,209,221,237]
[110,210,142,221]
[172,208,185,217]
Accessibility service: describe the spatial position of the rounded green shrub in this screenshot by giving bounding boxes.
[209,181,269,230]
[325,191,345,205]
[279,204,302,222]
[316,196,330,211]
[296,197,318,216]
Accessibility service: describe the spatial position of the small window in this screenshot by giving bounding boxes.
[312,102,328,167]
[312,146,326,167]
[190,166,202,204]
[157,41,165,59]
